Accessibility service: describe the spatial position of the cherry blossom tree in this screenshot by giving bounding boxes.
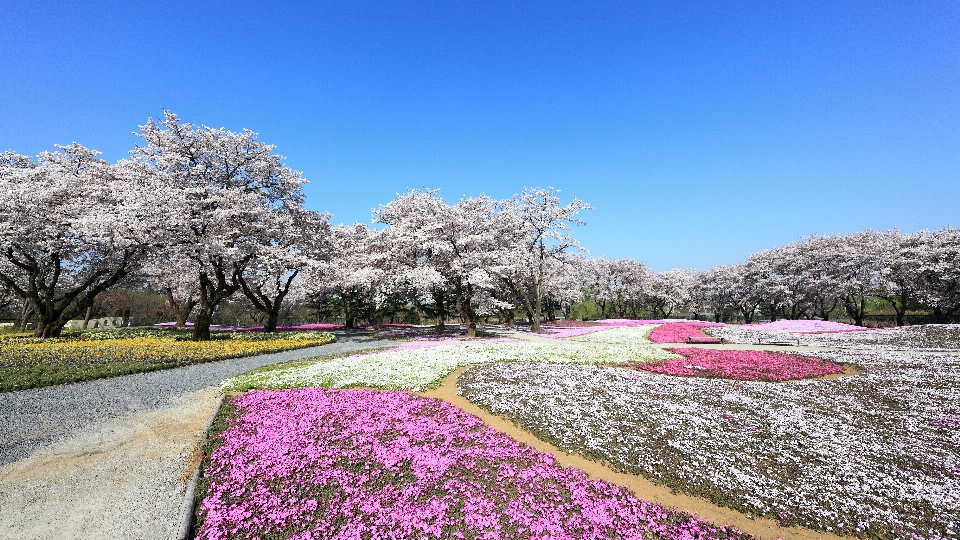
[645,268,694,318]
[916,227,960,323]
[500,187,590,332]
[235,208,331,332]
[133,112,308,341]
[0,145,167,337]
[375,190,510,337]
[142,253,200,329]
[301,223,383,330]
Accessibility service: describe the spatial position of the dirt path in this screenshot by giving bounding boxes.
[419,365,851,540]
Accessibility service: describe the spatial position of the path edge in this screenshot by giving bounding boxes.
[177,392,224,540]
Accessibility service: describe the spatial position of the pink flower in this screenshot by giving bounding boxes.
[196,388,753,540]
[634,348,845,381]
[647,323,726,344]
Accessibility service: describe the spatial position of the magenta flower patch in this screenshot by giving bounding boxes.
[636,348,845,381]
[197,389,752,540]
[647,323,726,344]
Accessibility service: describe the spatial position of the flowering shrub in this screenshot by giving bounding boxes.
[709,324,960,350]
[634,348,845,381]
[647,323,726,343]
[459,351,960,540]
[221,339,677,392]
[195,388,753,540]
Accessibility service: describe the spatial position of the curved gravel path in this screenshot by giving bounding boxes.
[0,333,398,540]
[0,333,397,465]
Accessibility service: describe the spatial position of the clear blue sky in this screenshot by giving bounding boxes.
[2,1,957,271]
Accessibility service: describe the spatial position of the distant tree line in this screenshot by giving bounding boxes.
[2,114,956,339]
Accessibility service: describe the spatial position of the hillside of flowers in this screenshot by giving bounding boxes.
[220,336,677,392]
[0,329,335,392]
[635,348,846,381]
[458,350,960,540]
[195,388,754,540]
[708,323,960,350]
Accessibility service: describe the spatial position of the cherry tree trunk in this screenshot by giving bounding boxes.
[193,308,214,341]
[263,310,280,333]
[344,299,357,330]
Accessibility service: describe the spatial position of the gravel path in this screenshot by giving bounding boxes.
[0,333,398,540]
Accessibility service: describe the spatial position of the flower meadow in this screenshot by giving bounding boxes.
[458,350,960,540]
[195,388,754,540]
[635,348,846,381]
[0,330,335,391]
[646,323,726,344]
[220,337,678,392]
[709,324,960,350]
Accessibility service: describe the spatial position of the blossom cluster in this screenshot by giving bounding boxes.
[709,324,960,350]
[635,348,845,381]
[647,322,726,343]
[220,336,677,392]
[459,350,960,540]
[196,388,753,540]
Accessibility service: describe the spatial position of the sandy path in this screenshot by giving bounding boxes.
[420,365,852,540]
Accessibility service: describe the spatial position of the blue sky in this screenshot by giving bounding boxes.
[2,1,957,270]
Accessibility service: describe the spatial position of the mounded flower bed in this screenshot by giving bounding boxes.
[709,324,960,350]
[458,351,960,540]
[195,388,753,540]
[220,338,677,392]
[634,348,845,381]
[647,322,726,344]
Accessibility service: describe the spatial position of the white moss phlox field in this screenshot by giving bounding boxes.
[459,349,960,540]
[220,334,677,392]
[564,325,657,344]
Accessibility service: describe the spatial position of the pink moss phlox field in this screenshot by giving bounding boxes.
[740,320,867,332]
[197,389,753,540]
[648,323,726,344]
[636,348,845,381]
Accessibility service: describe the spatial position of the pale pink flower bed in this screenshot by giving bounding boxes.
[740,320,866,332]
[647,323,726,343]
[635,348,845,381]
[196,389,753,540]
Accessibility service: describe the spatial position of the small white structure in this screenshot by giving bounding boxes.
[64,316,132,331]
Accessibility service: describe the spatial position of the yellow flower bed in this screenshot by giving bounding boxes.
[0,333,336,368]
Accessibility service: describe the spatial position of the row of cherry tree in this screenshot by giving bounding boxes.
[0,113,590,339]
[585,229,960,326]
[3,113,957,339]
